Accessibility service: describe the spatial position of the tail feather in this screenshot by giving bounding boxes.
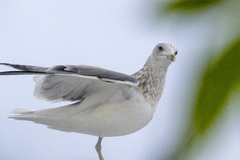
[9,107,75,133]
[9,108,35,120]
[11,108,34,114]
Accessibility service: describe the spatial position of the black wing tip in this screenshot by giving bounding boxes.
[0,63,13,66]
[0,63,24,70]
[0,71,47,75]
[0,63,18,75]
[0,63,50,75]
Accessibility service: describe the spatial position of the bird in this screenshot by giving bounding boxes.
[0,42,177,160]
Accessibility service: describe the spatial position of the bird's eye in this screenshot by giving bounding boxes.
[158,46,163,51]
[174,51,178,55]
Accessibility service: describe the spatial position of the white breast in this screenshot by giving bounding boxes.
[70,95,153,137]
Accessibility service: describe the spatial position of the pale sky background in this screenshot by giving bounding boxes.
[0,0,240,160]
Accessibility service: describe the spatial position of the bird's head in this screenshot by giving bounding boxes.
[151,43,178,66]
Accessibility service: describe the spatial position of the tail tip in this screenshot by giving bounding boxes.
[11,108,34,114]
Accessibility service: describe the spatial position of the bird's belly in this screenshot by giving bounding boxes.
[70,99,153,137]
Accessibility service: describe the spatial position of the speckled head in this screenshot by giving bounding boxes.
[132,42,178,106]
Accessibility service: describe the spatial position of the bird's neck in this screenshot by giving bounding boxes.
[132,59,169,109]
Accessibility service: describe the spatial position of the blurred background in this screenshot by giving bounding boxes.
[0,0,240,160]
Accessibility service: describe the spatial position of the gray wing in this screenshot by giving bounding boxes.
[0,63,139,102]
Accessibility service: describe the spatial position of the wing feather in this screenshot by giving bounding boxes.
[0,63,138,102]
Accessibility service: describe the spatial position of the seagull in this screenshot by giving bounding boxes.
[0,43,177,160]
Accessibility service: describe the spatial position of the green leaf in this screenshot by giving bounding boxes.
[167,38,240,160]
[168,0,224,10]
[194,38,240,133]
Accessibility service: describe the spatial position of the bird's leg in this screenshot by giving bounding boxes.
[95,137,104,160]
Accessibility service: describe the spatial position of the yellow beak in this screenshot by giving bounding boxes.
[166,54,176,62]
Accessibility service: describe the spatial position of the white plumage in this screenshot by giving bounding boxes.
[1,42,178,160]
